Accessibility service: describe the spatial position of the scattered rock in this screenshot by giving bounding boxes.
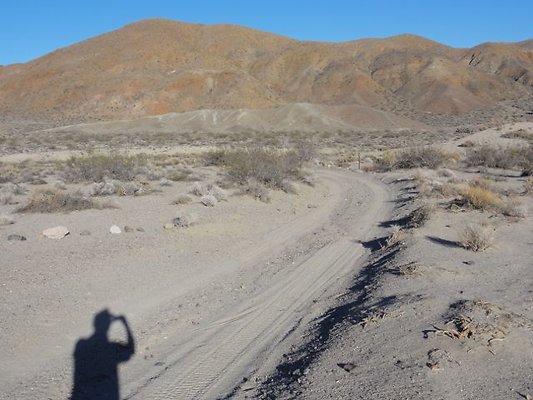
[200,194,218,207]
[80,230,91,236]
[110,225,122,234]
[172,212,197,227]
[7,234,26,241]
[42,226,70,239]
[124,225,135,233]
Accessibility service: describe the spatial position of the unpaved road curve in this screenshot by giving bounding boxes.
[122,170,391,400]
[1,168,391,400]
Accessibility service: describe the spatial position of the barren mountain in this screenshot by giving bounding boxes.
[0,18,531,123]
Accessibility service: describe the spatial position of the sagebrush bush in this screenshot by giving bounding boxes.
[459,223,494,252]
[374,147,448,171]
[18,188,104,213]
[465,145,533,174]
[204,148,302,189]
[225,148,302,188]
[62,153,148,182]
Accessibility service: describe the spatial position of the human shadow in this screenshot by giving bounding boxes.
[70,309,135,400]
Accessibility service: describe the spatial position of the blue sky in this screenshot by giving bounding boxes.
[1,1,532,65]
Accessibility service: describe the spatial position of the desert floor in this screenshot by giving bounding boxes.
[1,122,532,400]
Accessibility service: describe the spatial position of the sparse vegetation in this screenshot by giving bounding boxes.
[459,185,503,211]
[62,153,149,182]
[374,147,449,171]
[464,145,533,175]
[17,188,105,213]
[204,148,303,191]
[459,223,494,252]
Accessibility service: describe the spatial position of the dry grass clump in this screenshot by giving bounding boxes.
[374,147,449,171]
[464,145,533,174]
[459,223,494,252]
[62,153,148,182]
[459,185,503,210]
[17,188,104,213]
[500,199,527,218]
[524,177,533,195]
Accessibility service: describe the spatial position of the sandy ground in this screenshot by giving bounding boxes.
[0,165,392,399]
[251,124,533,400]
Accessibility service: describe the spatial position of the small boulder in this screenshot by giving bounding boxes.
[136,227,145,232]
[163,223,175,230]
[8,234,26,241]
[42,226,70,239]
[124,225,135,233]
[110,225,122,234]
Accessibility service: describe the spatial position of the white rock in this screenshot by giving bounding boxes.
[110,225,122,234]
[42,226,70,239]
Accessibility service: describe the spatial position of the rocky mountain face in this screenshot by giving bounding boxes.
[0,19,531,123]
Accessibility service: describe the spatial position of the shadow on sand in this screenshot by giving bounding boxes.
[70,309,135,400]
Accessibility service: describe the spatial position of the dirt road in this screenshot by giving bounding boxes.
[1,168,391,399]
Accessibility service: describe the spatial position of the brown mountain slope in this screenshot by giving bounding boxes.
[0,18,531,122]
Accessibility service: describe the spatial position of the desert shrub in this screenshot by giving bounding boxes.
[470,176,495,191]
[62,153,148,182]
[409,203,435,227]
[293,140,316,162]
[459,186,503,210]
[459,223,494,252]
[239,179,272,203]
[500,199,527,218]
[464,145,533,174]
[224,148,302,188]
[208,185,228,201]
[189,182,208,197]
[18,188,103,213]
[203,149,229,166]
[200,194,217,207]
[501,129,532,141]
[374,147,448,171]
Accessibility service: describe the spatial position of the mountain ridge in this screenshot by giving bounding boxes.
[0,18,531,124]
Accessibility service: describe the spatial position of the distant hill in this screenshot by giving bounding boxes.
[0,18,531,124]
